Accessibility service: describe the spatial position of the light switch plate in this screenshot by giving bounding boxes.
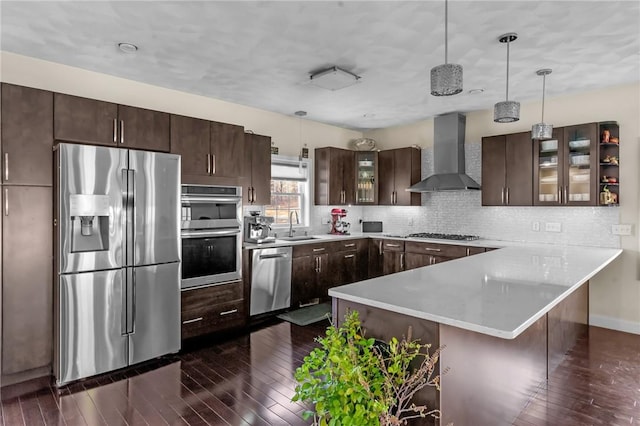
[612,224,633,236]
[532,221,540,232]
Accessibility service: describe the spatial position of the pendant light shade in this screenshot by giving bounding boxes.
[532,69,553,140]
[430,0,463,96]
[494,33,520,123]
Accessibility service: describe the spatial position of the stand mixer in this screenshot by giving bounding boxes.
[329,208,350,235]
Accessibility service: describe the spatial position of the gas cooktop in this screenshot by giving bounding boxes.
[405,233,480,241]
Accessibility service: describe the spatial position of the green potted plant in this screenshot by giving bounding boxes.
[293,310,444,426]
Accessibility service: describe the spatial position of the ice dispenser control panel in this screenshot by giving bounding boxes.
[69,194,111,252]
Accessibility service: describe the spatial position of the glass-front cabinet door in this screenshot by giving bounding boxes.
[563,124,597,206]
[355,151,378,204]
[535,135,561,205]
[534,124,597,206]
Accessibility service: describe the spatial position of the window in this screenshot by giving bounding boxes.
[265,156,310,227]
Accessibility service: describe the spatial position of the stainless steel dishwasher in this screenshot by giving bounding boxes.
[250,246,292,316]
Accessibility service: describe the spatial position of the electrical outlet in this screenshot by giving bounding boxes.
[545,222,562,232]
[532,221,540,232]
[612,224,633,236]
[321,216,330,225]
[408,217,414,226]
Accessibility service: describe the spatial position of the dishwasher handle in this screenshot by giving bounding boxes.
[259,253,289,260]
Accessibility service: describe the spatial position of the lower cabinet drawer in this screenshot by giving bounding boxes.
[181,299,246,339]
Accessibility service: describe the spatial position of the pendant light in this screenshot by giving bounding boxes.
[430,0,463,96]
[494,33,520,123]
[532,69,553,140]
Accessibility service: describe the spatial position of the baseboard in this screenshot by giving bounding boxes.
[590,314,640,335]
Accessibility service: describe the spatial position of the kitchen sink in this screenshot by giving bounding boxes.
[277,236,319,241]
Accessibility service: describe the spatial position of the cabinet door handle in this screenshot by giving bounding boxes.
[4,188,8,216]
[423,247,441,252]
[312,247,325,252]
[315,256,319,272]
[501,187,505,205]
[390,191,394,204]
[4,152,8,182]
[505,187,510,205]
[211,154,216,175]
[247,186,252,203]
[113,118,118,143]
[319,257,322,273]
[466,248,471,256]
[344,243,355,248]
[378,240,383,255]
[400,253,404,270]
[183,317,203,325]
[219,309,238,316]
[252,187,256,203]
[386,243,400,248]
[564,186,568,204]
[344,254,355,259]
[557,186,562,204]
[120,120,125,144]
[207,154,211,174]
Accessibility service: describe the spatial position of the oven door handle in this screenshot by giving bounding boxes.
[181,229,241,238]
[181,196,242,204]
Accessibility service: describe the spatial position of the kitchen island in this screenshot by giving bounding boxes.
[329,244,621,426]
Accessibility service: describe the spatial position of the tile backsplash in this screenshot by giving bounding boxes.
[309,143,620,248]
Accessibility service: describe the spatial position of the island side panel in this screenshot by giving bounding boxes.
[335,299,440,425]
[439,315,547,426]
[547,281,589,374]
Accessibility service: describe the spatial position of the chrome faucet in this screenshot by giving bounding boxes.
[288,210,299,237]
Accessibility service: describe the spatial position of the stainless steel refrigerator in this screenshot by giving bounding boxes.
[54,143,181,386]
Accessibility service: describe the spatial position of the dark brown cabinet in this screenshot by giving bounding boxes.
[378,147,421,206]
[180,280,245,340]
[1,84,53,186]
[534,124,598,206]
[171,115,245,184]
[368,239,384,279]
[244,133,271,205]
[54,93,170,152]
[315,147,355,205]
[291,247,330,308]
[329,239,368,288]
[381,240,405,275]
[482,132,533,206]
[2,186,53,377]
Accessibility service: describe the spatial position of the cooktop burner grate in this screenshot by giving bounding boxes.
[406,232,480,241]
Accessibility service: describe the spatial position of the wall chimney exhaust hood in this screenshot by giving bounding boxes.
[407,112,481,192]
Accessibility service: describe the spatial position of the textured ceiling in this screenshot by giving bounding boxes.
[1,1,639,131]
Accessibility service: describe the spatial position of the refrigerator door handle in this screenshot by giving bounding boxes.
[126,169,136,266]
[126,268,135,334]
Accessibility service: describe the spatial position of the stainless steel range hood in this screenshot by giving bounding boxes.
[407,112,481,192]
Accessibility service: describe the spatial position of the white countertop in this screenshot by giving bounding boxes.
[328,244,622,339]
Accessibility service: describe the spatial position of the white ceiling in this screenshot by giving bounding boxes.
[1,1,639,131]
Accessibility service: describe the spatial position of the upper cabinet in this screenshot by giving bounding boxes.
[54,93,170,152]
[1,84,53,186]
[315,147,355,205]
[244,132,271,205]
[355,151,378,205]
[482,132,533,206]
[378,147,421,206]
[597,122,620,206]
[171,115,245,185]
[534,124,597,206]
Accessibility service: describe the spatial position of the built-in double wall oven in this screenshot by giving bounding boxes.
[180,185,242,289]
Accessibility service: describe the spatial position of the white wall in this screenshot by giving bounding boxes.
[364,82,640,333]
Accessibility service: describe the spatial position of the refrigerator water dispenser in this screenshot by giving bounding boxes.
[69,194,110,252]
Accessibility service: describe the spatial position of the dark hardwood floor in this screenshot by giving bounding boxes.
[1,321,638,426]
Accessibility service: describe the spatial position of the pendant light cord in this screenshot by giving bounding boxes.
[541,74,546,122]
[505,39,510,101]
[444,0,448,65]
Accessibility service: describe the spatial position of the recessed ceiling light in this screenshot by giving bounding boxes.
[118,42,138,54]
[468,88,484,95]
